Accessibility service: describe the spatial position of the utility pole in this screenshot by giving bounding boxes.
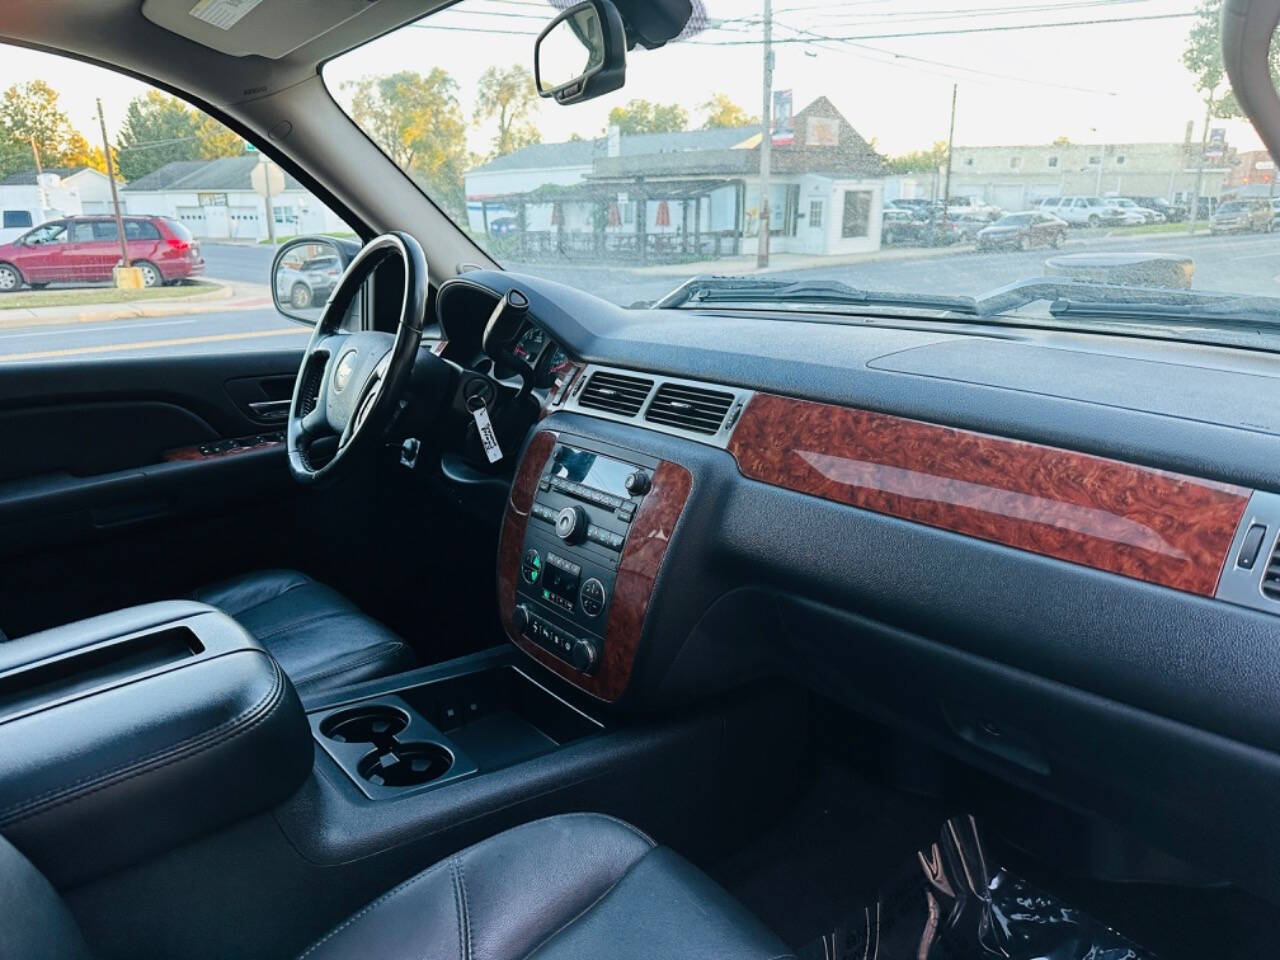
[1188,97,1212,235]
[261,154,277,245]
[29,135,41,175]
[96,98,130,272]
[940,84,957,235]
[756,0,773,268]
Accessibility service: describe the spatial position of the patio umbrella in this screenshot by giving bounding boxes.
[607,202,622,227]
[655,200,671,228]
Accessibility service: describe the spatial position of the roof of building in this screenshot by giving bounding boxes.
[0,166,106,185]
[469,126,759,175]
[123,155,303,192]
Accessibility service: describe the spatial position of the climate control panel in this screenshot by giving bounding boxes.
[513,437,659,676]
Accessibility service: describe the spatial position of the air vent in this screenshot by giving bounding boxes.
[577,371,653,418]
[1263,539,1280,601]
[645,382,736,435]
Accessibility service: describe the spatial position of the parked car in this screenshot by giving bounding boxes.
[0,215,202,292]
[1271,197,1280,225]
[944,195,1002,220]
[274,250,343,308]
[1123,195,1184,222]
[881,208,923,245]
[889,198,935,215]
[1209,199,1274,234]
[976,211,1069,251]
[1039,195,1126,227]
[1109,197,1164,224]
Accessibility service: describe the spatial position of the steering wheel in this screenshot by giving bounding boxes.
[287,232,427,485]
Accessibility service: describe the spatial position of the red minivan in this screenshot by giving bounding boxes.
[0,215,204,292]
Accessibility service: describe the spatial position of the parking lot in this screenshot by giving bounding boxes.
[2,229,1279,362]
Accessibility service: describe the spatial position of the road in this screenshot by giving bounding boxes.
[2,232,1278,362]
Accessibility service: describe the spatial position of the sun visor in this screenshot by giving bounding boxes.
[141,0,376,58]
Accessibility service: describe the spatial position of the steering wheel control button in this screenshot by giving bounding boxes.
[555,506,587,543]
[520,548,542,584]
[623,470,651,495]
[580,578,606,617]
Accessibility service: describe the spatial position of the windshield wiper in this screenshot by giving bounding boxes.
[653,275,977,313]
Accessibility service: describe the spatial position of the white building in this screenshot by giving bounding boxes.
[0,166,121,239]
[122,155,347,241]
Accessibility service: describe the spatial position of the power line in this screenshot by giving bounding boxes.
[685,11,1197,44]
[408,23,540,36]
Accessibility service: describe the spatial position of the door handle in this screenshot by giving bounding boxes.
[247,400,290,421]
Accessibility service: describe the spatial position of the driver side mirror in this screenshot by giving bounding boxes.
[534,0,627,105]
[270,236,359,324]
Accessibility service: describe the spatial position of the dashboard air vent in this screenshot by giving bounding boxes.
[1263,539,1280,601]
[645,382,736,435]
[577,371,653,418]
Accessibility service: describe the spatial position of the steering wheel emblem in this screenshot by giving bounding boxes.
[334,349,358,392]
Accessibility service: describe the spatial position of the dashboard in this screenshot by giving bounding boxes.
[434,266,1280,906]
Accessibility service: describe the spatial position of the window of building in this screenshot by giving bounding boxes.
[841,190,871,239]
[1010,157,1021,169]
[1115,154,1127,166]
[1047,156,1059,168]
[1088,156,1102,166]
[963,157,975,166]
[808,200,823,228]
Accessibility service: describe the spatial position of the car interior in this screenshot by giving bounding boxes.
[3,0,1280,957]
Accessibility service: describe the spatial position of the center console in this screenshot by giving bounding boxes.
[498,430,693,701]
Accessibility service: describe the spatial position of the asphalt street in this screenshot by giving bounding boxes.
[2,231,1279,362]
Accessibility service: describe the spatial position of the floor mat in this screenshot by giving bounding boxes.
[797,815,1155,960]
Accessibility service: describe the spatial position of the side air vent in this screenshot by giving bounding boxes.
[297,356,325,416]
[1263,540,1280,601]
[644,383,736,435]
[577,371,653,417]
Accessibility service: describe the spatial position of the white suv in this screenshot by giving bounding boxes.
[1039,196,1126,227]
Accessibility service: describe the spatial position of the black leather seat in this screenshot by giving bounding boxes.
[191,569,414,696]
[299,813,794,960]
[0,813,792,959]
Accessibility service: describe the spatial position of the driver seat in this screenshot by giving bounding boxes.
[191,569,415,696]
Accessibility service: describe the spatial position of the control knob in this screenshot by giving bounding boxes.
[571,638,599,674]
[555,505,588,544]
[513,604,532,636]
[623,470,651,495]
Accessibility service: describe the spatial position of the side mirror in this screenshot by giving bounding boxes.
[535,0,626,105]
[270,236,357,323]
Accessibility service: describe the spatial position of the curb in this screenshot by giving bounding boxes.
[0,281,274,329]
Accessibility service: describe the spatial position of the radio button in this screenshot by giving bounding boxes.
[580,578,606,617]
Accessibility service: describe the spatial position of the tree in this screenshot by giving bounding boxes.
[699,93,757,129]
[346,70,471,215]
[474,65,541,157]
[606,99,688,135]
[0,80,88,177]
[60,132,109,174]
[114,91,242,182]
[1183,0,1280,118]
[884,140,949,175]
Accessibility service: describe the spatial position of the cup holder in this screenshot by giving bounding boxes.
[357,741,454,787]
[319,705,410,744]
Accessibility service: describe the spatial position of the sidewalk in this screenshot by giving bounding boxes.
[0,279,274,328]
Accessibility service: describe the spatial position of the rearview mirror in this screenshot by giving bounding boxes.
[535,0,626,105]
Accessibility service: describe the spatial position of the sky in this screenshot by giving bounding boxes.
[0,0,1266,165]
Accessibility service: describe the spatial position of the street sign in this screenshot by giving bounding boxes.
[250,159,285,198]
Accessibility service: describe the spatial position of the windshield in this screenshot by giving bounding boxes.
[325,0,1280,347]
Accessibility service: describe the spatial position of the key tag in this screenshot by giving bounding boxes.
[467,394,504,464]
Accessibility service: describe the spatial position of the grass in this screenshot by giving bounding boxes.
[0,280,218,310]
[257,231,359,245]
[1100,221,1209,237]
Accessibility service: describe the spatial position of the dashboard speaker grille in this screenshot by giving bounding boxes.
[577,371,653,418]
[644,383,735,435]
[1263,539,1280,601]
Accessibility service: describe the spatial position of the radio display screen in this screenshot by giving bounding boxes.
[549,446,633,499]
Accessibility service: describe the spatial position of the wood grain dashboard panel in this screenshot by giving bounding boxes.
[727,393,1250,597]
[497,429,692,701]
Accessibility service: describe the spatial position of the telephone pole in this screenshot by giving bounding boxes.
[96,98,130,272]
[1188,98,1212,235]
[756,0,773,268]
[29,135,42,175]
[940,84,957,234]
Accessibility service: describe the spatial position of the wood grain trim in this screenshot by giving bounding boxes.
[497,430,692,701]
[163,438,283,462]
[727,393,1250,596]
